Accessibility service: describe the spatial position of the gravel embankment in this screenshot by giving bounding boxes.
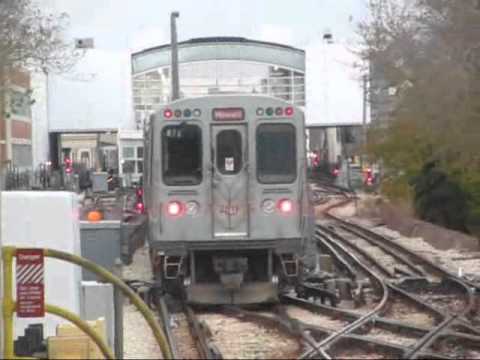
[122,246,163,359]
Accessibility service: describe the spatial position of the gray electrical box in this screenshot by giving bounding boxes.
[92,172,108,193]
[80,221,121,281]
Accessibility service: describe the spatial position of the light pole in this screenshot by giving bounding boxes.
[361,73,368,171]
[170,12,180,101]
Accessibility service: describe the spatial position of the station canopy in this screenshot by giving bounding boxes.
[131,37,306,127]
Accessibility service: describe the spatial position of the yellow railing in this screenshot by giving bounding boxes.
[2,246,173,360]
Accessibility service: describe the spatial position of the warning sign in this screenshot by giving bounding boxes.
[225,157,234,172]
[16,249,45,318]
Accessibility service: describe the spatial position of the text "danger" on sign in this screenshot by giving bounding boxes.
[16,249,45,318]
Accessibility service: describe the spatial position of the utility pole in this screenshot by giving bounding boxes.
[361,73,368,170]
[170,11,180,101]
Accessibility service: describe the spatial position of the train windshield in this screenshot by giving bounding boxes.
[162,124,202,185]
[256,124,296,184]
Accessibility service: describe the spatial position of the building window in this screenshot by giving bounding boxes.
[122,145,144,175]
[122,147,135,158]
[10,90,31,117]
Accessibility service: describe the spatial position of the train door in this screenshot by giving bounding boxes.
[211,125,249,238]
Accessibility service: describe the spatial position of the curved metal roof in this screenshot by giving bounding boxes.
[132,36,305,75]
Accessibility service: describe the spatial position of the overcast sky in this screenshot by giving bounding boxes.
[44,0,367,51]
[42,0,369,129]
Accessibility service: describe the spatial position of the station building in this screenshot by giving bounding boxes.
[131,36,306,129]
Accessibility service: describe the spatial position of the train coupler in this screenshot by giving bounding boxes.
[213,256,248,290]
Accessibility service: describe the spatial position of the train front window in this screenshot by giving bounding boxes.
[257,124,296,184]
[162,124,202,185]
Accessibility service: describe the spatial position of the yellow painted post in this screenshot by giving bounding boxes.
[2,246,16,359]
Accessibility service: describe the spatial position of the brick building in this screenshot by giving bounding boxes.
[0,69,33,186]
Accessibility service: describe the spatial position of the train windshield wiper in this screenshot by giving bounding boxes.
[169,179,197,185]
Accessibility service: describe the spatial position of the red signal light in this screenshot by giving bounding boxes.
[135,202,145,214]
[167,201,183,217]
[285,107,294,116]
[333,168,340,177]
[136,188,144,197]
[277,199,293,214]
[164,109,173,119]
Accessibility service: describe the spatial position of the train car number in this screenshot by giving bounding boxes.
[219,205,239,216]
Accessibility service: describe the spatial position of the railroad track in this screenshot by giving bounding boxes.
[126,184,479,359]
[157,297,305,359]
[304,187,480,359]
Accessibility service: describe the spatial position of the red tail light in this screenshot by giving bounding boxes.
[277,199,293,214]
[167,201,184,217]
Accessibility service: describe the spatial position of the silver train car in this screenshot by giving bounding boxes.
[144,95,315,304]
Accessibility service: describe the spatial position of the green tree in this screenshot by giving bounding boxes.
[359,0,480,233]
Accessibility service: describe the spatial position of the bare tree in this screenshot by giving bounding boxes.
[0,0,82,74]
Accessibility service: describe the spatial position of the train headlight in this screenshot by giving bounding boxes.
[277,199,293,214]
[261,199,276,214]
[167,201,183,217]
[193,108,202,117]
[185,201,200,216]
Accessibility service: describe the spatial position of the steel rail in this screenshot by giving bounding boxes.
[320,192,480,358]
[281,294,480,345]
[184,305,223,359]
[329,214,480,291]
[320,221,480,337]
[335,222,427,277]
[316,226,394,279]
[326,216,480,336]
[318,231,453,323]
[306,229,479,359]
[223,305,331,360]
[299,231,390,359]
[155,296,179,359]
[404,277,478,359]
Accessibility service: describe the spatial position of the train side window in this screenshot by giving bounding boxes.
[256,124,297,184]
[162,124,202,186]
[216,130,242,174]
